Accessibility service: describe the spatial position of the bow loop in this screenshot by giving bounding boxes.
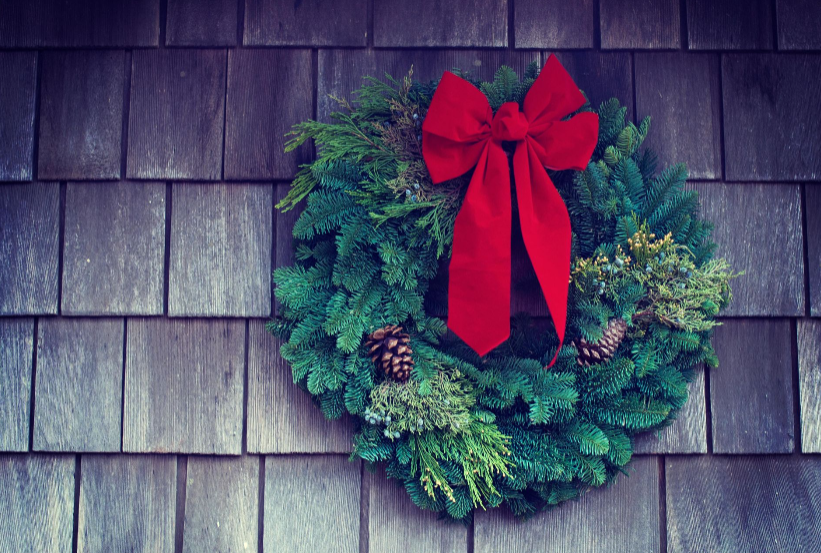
[422,55,599,365]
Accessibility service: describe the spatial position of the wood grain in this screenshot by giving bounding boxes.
[123,318,245,454]
[0,454,75,552]
[635,52,722,179]
[264,455,360,553]
[690,182,804,316]
[166,0,237,46]
[710,319,795,453]
[514,0,595,49]
[317,50,540,122]
[555,51,634,121]
[687,0,773,50]
[600,0,681,49]
[224,49,313,180]
[0,319,34,452]
[169,182,272,317]
[247,320,354,453]
[244,0,367,46]
[806,185,821,316]
[666,455,821,552]
[127,49,226,181]
[373,0,507,47]
[798,320,821,452]
[723,54,821,181]
[38,50,124,180]
[77,454,176,553]
[367,467,468,553]
[182,455,259,553]
[62,181,166,316]
[0,182,60,315]
[475,456,660,553]
[34,318,124,453]
[0,52,36,181]
[777,0,821,50]
[633,367,708,453]
[0,0,159,47]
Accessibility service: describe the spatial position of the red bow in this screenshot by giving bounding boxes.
[421,55,599,365]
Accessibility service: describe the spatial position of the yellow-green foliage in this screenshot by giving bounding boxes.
[368,369,474,434]
[410,419,512,508]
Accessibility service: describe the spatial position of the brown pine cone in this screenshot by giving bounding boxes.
[574,318,628,367]
[365,325,414,382]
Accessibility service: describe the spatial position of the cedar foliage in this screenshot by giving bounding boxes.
[270,64,734,523]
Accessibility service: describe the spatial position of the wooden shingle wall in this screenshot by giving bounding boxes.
[1,1,820,551]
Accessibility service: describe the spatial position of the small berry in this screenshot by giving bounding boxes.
[385,415,391,424]
[405,189,411,196]
[679,267,687,274]
[412,113,419,120]
[645,265,652,273]
[384,429,391,438]
[615,258,624,268]
[413,182,420,190]
[393,431,400,439]
[659,252,665,260]
[411,195,418,202]
[678,282,686,289]
[598,288,605,295]
[686,270,693,278]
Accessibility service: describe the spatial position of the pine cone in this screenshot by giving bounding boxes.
[574,318,628,367]
[365,325,414,382]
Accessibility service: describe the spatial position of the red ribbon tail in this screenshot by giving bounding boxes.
[513,141,572,369]
[448,143,512,356]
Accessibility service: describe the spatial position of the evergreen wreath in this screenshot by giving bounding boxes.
[269,61,735,523]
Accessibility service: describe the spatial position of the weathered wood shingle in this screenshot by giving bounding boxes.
[0,319,34,452]
[723,54,821,181]
[666,456,821,552]
[0,182,60,315]
[34,318,124,453]
[264,455,360,553]
[224,49,313,180]
[123,318,245,454]
[691,182,804,316]
[798,320,821,453]
[475,457,660,553]
[38,50,125,180]
[514,0,595,49]
[244,0,367,46]
[686,0,774,50]
[600,0,681,49]
[247,321,353,453]
[169,182,272,317]
[633,368,707,453]
[62,181,166,316]
[182,456,259,553]
[0,52,37,182]
[368,467,468,553]
[555,52,634,121]
[806,185,821,317]
[373,0,508,47]
[127,50,227,181]
[635,53,722,180]
[77,455,176,553]
[0,454,75,552]
[166,0,238,46]
[0,0,159,47]
[777,0,821,50]
[711,319,795,453]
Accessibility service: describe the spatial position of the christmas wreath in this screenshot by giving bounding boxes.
[269,56,734,523]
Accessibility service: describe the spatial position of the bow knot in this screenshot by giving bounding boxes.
[422,55,599,366]
[492,102,529,142]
